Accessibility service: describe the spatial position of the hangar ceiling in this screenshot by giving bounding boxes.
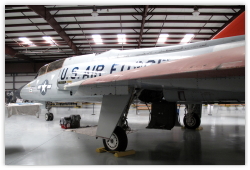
[5,5,245,69]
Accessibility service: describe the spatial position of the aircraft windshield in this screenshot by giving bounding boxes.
[47,59,65,73]
[38,64,48,76]
[35,59,65,78]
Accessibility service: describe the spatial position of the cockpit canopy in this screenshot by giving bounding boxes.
[35,58,65,79]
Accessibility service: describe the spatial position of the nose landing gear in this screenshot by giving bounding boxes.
[45,112,54,121]
[45,102,54,121]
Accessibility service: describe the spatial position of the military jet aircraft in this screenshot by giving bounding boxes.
[16,12,245,152]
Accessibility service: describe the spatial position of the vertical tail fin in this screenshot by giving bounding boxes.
[212,11,245,39]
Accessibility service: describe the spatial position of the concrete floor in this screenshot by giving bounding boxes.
[5,104,245,165]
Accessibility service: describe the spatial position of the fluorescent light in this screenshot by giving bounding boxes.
[19,37,32,44]
[43,36,52,41]
[43,36,57,46]
[181,34,194,43]
[19,37,36,46]
[92,35,103,44]
[117,34,126,44]
[157,34,169,44]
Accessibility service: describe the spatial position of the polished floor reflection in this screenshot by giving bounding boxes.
[5,104,245,165]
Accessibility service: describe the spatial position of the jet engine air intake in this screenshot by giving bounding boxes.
[138,89,163,103]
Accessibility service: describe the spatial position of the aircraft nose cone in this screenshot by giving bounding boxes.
[15,84,26,99]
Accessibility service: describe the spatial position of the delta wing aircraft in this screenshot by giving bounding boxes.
[16,12,245,151]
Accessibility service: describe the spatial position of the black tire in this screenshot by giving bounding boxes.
[45,113,50,121]
[103,126,128,151]
[183,114,201,129]
[49,113,54,121]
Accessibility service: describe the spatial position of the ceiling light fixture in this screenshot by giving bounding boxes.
[92,34,103,44]
[117,34,126,44]
[19,37,36,46]
[181,34,194,43]
[91,5,98,17]
[19,37,32,44]
[157,34,169,44]
[43,36,57,46]
[192,6,200,16]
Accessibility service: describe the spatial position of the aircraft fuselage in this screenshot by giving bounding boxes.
[20,35,245,103]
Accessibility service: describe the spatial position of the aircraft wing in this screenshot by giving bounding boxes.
[65,45,245,102]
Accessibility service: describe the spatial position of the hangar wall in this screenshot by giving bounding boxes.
[5,73,35,90]
[5,62,46,103]
[5,62,48,74]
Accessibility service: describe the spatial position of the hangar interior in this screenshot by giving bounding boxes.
[5,5,245,165]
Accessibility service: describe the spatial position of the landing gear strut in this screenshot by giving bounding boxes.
[102,89,141,151]
[45,102,54,121]
[183,104,201,129]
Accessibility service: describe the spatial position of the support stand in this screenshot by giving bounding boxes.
[92,103,95,115]
[96,147,135,157]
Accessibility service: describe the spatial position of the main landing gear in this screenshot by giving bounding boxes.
[45,102,54,121]
[103,126,128,151]
[102,113,130,151]
[183,113,200,129]
[101,89,140,151]
[183,104,202,129]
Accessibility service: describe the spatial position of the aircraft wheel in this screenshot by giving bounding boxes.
[45,113,50,121]
[49,113,54,121]
[103,126,128,151]
[183,114,201,129]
